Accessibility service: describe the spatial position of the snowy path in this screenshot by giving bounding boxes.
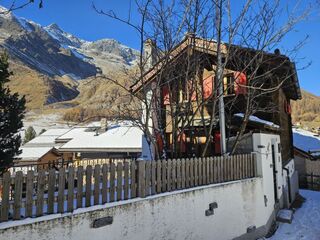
[269,190,320,240]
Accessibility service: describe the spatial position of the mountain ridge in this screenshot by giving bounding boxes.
[0,6,319,128]
[0,5,138,110]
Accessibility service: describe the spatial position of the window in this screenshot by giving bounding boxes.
[223,74,235,95]
[223,72,247,95]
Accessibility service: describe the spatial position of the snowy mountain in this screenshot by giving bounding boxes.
[0,6,139,108]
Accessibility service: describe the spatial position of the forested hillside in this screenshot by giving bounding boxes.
[291,90,320,128]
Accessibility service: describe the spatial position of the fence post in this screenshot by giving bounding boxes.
[138,160,146,198]
[0,172,10,222]
[13,171,23,220]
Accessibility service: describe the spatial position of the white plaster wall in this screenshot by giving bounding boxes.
[253,133,282,208]
[0,178,273,240]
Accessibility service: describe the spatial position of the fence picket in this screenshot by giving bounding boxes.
[167,159,172,192]
[161,160,167,192]
[185,158,190,188]
[205,158,209,184]
[102,164,108,203]
[67,167,75,212]
[117,163,123,201]
[181,159,186,189]
[124,162,130,199]
[138,161,146,197]
[0,172,10,222]
[156,160,161,193]
[110,163,115,202]
[26,170,35,217]
[94,165,100,205]
[13,171,23,220]
[58,168,65,213]
[145,161,151,196]
[190,158,194,187]
[176,159,181,189]
[209,157,213,184]
[151,161,156,195]
[236,155,239,180]
[131,161,137,198]
[172,159,176,190]
[85,165,92,207]
[193,158,201,186]
[77,166,84,208]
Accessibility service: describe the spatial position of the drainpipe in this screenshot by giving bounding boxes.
[283,167,292,205]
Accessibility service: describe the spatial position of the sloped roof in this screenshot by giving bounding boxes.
[59,123,143,152]
[16,147,59,161]
[131,35,301,100]
[292,128,320,157]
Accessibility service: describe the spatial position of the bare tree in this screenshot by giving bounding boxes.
[0,0,43,14]
[93,0,312,160]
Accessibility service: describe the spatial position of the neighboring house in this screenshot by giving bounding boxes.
[58,122,143,159]
[131,35,300,164]
[23,128,71,148]
[292,128,320,158]
[13,147,61,172]
[292,128,320,187]
[13,128,71,169]
[14,120,143,167]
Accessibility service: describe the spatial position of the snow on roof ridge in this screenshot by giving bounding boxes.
[234,113,280,128]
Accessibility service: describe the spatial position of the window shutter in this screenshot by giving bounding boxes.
[234,72,247,95]
[163,86,170,105]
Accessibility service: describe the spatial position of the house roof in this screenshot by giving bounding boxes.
[294,146,316,160]
[292,128,320,157]
[131,35,301,100]
[15,147,59,161]
[24,128,71,147]
[59,123,143,153]
[55,127,91,143]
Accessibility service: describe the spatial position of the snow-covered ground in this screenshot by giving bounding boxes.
[268,190,320,240]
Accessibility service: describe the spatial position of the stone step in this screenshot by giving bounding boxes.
[276,209,294,224]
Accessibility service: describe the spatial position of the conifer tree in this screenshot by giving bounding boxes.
[0,53,25,175]
[24,126,36,143]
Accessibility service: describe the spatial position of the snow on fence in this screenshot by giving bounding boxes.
[10,158,132,174]
[0,154,256,223]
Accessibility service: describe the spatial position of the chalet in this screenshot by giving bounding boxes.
[58,122,143,160]
[131,34,301,165]
[14,147,61,171]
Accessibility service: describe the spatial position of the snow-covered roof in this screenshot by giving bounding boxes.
[40,128,70,136]
[234,113,280,129]
[55,127,91,142]
[23,128,70,148]
[292,128,320,156]
[16,147,55,161]
[59,124,143,152]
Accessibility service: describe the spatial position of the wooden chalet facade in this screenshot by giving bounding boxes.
[131,35,301,164]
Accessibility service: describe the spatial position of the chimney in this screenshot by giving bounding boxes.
[144,39,157,70]
[100,118,108,132]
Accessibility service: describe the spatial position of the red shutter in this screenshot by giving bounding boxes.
[178,133,186,153]
[234,72,247,95]
[214,132,221,154]
[156,132,164,153]
[203,75,214,99]
[163,86,170,105]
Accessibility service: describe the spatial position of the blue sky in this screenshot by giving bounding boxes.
[1,0,320,96]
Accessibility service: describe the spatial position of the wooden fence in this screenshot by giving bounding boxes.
[0,154,256,222]
[9,158,133,174]
[299,173,320,191]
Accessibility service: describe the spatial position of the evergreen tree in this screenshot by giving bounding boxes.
[24,126,36,143]
[0,53,26,175]
[39,128,46,135]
